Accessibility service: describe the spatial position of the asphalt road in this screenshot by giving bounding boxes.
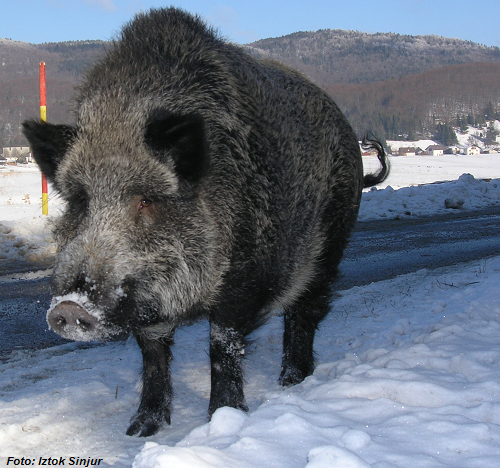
[1,206,500,360]
[337,205,500,289]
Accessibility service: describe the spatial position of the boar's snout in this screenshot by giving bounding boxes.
[48,301,100,341]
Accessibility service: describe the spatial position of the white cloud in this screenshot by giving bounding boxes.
[84,0,117,11]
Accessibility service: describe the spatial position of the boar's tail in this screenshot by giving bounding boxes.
[361,134,390,188]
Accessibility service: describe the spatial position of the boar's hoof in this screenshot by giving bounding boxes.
[279,365,308,387]
[126,419,159,438]
[126,410,171,437]
[48,301,99,340]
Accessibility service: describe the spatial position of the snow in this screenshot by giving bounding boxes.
[361,153,500,191]
[1,156,500,467]
[0,165,62,272]
[359,172,500,221]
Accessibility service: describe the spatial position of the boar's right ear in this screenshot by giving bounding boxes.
[144,112,208,183]
[22,120,76,182]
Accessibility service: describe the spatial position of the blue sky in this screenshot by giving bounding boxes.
[2,0,499,47]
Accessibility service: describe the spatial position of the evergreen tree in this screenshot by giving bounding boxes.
[435,123,458,145]
[485,101,495,120]
[476,112,486,125]
[456,114,468,132]
[485,121,499,145]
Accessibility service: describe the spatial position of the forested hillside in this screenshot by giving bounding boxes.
[326,62,500,143]
[1,29,499,147]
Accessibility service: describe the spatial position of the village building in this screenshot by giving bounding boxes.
[426,145,447,156]
[398,147,416,156]
[361,148,380,157]
[2,146,31,164]
[464,145,481,156]
[444,145,461,154]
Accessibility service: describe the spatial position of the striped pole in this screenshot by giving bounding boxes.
[39,62,48,215]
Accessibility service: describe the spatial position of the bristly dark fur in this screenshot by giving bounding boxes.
[22,7,389,437]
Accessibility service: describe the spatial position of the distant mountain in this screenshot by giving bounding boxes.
[0,39,105,83]
[246,30,500,84]
[1,30,499,146]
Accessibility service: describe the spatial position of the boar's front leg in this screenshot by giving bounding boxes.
[208,321,249,417]
[127,332,174,437]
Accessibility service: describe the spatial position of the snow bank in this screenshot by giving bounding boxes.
[0,165,62,220]
[362,153,500,190]
[358,173,500,220]
[0,216,55,270]
[0,165,62,271]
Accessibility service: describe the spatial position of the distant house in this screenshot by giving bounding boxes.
[359,141,382,157]
[2,146,31,164]
[361,149,380,157]
[465,145,481,156]
[444,145,461,155]
[398,147,416,156]
[426,145,446,156]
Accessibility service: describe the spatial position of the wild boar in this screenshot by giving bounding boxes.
[23,7,389,437]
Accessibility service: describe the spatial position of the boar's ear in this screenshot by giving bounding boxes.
[22,120,76,182]
[144,112,208,183]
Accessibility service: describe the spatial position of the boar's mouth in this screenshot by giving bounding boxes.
[47,295,121,342]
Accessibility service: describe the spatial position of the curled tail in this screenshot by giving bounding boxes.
[361,135,390,188]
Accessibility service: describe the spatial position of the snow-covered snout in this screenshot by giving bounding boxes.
[47,299,106,342]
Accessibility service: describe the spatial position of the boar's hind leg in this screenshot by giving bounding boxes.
[208,322,249,418]
[127,333,174,437]
[279,282,332,387]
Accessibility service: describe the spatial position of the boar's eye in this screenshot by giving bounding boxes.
[139,198,152,210]
[133,195,155,218]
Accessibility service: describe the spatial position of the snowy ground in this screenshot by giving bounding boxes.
[1,155,500,467]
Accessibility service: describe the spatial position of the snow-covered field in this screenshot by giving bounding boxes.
[1,155,500,467]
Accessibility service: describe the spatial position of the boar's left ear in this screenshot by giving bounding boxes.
[22,120,77,182]
[144,111,208,183]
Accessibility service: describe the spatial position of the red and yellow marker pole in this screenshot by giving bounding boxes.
[39,62,48,215]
